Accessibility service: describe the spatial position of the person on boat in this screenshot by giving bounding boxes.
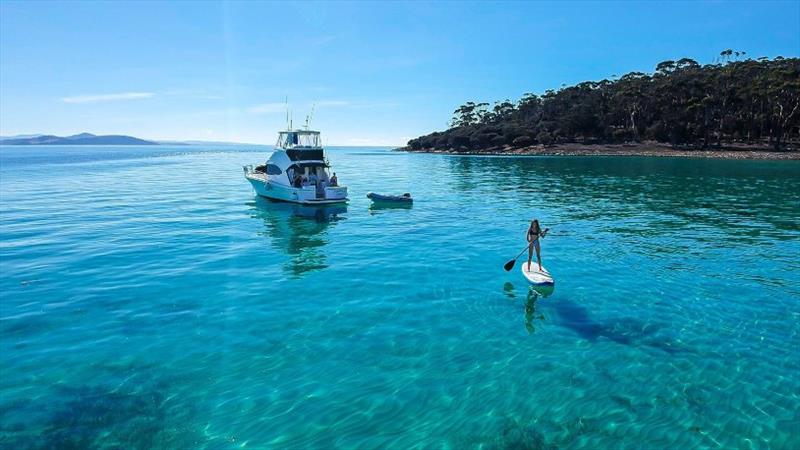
[526,219,548,272]
[308,171,318,185]
[330,173,338,187]
[292,174,303,188]
[315,178,325,197]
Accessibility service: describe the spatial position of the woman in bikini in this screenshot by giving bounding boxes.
[526,219,548,272]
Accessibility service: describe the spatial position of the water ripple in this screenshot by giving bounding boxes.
[1,146,798,449]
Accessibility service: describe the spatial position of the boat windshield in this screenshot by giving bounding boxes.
[277,131,321,149]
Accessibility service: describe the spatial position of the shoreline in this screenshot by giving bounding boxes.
[398,142,800,160]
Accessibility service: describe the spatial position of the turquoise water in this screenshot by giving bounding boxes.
[1,145,799,449]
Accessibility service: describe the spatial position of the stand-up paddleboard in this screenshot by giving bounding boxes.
[521,263,554,286]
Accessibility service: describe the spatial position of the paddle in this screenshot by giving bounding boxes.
[503,228,550,272]
[503,245,530,271]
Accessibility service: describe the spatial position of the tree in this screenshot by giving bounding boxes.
[536,131,553,146]
[407,54,800,152]
[512,135,533,147]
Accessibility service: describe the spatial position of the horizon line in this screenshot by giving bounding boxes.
[0,132,406,147]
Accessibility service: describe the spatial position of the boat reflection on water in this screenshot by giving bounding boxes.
[249,196,346,277]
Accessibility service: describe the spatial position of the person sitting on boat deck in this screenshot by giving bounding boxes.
[292,174,303,188]
[329,173,338,187]
[526,219,549,272]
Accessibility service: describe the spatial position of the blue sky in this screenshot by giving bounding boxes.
[1,1,798,145]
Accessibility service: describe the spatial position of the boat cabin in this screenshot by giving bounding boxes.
[277,130,321,150]
[277,130,325,163]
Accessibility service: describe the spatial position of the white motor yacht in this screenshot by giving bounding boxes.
[244,129,348,204]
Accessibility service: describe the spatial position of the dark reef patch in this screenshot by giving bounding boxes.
[453,418,559,450]
[550,300,687,354]
[0,368,208,450]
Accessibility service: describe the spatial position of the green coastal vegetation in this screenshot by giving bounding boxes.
[406,52,800,152]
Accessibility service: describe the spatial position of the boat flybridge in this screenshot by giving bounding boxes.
[243,129,348,205]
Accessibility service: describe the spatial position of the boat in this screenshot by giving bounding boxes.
[366,192,413,203]
[244,128,348,205]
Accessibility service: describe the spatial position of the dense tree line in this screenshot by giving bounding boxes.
[407,52,800,152]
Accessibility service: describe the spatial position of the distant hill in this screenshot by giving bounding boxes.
[0,133,262,146]
[0,133,158,145]
[0,134,44,140]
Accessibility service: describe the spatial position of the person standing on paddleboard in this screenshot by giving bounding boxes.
[526,219,548,272]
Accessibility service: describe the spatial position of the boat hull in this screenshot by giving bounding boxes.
[246,176,348,205]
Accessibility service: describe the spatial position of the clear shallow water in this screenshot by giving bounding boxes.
[1,145,799,449]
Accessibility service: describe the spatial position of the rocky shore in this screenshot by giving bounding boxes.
[399,142,800,160]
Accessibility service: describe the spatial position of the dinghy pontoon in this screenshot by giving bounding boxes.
[367,192,413,203]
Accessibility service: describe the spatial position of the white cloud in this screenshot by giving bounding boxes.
[61,92,154,104]
[162,89,225,100]
[247,102,287,114]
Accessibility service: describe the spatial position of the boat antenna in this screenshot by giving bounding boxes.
[284,95,292,131]
[305,103,316,130]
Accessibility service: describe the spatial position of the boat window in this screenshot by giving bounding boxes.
[298,133,319,147]
[278,131,321,148]
[265,164,283,175]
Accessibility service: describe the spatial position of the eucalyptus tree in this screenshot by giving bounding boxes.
[408,54,799,152]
